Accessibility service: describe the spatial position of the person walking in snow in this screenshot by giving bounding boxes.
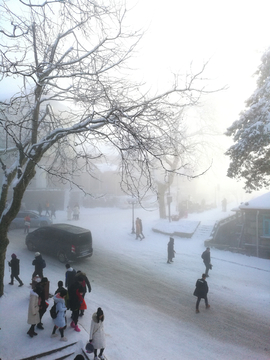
[45,201,50,216]
[38,203,42,216]
[89,307,106,360]
[55,280,66,295]
[35,277,49,330]
[27,288,40,337]
[32,252,46,279]
[201,247,211,277]
[74,270,91,316]
[135,217,143,240]
[138,218,145,240]
[8,253,24,287]
[51,288,68,341]
[167,237,176,264]
[50,203,56,219]
[73,204,80,220]
[24,214,31,234]
[68,275,85,332]
[65,263,77,310]
[193,273,210,313]
[65,264,77,289]
[67,206,72,221]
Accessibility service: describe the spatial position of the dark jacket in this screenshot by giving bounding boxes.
[9,258,20,276]
[55,286,66,295]
[35,281,48,317]
[201,250,210,265]
[32,255,46,276]
[193,278,209,299]
[167,239,175,259]
[65,267,77,288]
[75,271,91,295]
[68,281,84,311]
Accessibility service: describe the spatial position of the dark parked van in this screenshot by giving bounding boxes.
[25,223,93,263]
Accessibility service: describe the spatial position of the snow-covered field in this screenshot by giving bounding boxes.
[0,203,269,360]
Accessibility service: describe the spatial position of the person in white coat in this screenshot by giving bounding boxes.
[27,288,40,337]
[51,289,68,341]
[89,307,106,360]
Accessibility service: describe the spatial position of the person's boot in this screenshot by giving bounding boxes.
[74,325,81,332]
[70,321,75,328]
[27,329,34,338]
[37,323,44,329]
[19,282,24,287]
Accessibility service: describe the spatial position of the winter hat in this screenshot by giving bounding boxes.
[59,288,67,298]
[35,252,40,257]
[74,356,84,360]
[11,253,17,258]
[97,307,104,317]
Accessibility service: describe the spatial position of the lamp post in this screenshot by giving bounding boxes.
[128,197,137,234]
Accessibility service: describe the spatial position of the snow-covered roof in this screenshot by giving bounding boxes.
[239,192,270,210]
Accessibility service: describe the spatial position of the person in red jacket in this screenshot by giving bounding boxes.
[24,214,31,234]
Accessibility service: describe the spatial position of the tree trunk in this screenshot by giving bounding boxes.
[0,226,9,296]
[0,162,36,297]
[158,183,167,219]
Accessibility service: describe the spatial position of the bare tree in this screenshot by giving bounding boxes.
[0,0,212,296]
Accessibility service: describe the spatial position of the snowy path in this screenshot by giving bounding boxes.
[1,205,270,360]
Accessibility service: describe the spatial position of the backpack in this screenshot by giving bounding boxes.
[50,303,58,319]
[42,259,46,268]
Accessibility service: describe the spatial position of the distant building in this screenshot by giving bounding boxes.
[205,192,270,259]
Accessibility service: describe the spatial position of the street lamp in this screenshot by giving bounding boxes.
[128,197,137,234]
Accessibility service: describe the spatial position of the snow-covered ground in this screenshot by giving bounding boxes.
[0,203,269,360]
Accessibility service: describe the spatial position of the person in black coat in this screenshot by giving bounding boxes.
[68,276,84,332]
[55,280,66,295]
[193,273,210,313]
[35,277,49,329]
[8,254,24,287]
[32,252,46,279]
[75,270,91,316]
[201,247,211,277]
[167,237,176,264]
[65,264,77,289]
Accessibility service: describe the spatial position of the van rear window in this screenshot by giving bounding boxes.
[74,233,91,245]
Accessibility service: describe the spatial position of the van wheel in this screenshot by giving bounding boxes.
[57,251,67,263]
[27,242,35,251]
